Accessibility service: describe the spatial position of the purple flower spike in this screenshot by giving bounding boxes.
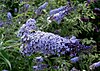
[70,57,79,63]
[0,20,4,27]
[93,8,100,16]
[48,10,66,24]
[7,12,12,20]
[89,61,100,70]
[39,2,48,10]
[48,6,73,24]
[49,6,67,16]
[24,4,30,12]
[14,8,18,13]
[18,18,91,56]
[35,2,48,15]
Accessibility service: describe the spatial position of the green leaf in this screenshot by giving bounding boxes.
[0,51,12,70]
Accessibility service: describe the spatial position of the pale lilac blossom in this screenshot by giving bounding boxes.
[89,61,100,70]
[70,57,79,63]
[7,12,12,20]
[18,18,91,56]
[35,2,48,15]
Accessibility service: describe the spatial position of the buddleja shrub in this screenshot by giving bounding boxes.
[0,0,100,71]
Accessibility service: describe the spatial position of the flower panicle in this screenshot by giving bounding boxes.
[70,57,79,63]
[48,6,73,24]
[18,18,91,56]
[49,6,67,16]
[89,61,100,70]
[7,12,12,20]
[35,2,48,15]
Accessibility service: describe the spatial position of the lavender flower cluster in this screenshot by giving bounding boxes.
[7,12,12,20]
[89,61,100,70]
[35,2,48,15]
[18,18,91,57]
[19,27,71,56]
[47,5,73,24]
[6,12,12,24]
